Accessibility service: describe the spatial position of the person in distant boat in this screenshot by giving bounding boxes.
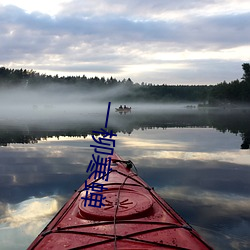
[124,105,127,109]
[119,105,123,109]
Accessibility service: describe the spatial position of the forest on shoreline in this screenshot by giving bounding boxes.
[0,63,249,104]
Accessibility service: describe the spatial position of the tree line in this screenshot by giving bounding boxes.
[0,63,249,104]
[208,63,250,105]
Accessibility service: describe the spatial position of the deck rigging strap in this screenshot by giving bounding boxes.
[113,161,137,250]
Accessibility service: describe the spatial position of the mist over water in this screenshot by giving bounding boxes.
[0,85,106,121]
[0,84,250,249]
[0,84,198,124]
[1,84,250,149]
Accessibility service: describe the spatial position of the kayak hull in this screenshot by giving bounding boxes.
[28,153,213,249]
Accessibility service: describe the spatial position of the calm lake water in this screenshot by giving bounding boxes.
[0,104,250,249]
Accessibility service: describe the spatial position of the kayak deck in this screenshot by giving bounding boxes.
[28,153,213,249]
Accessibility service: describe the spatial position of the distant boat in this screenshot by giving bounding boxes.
[115,107,132,113]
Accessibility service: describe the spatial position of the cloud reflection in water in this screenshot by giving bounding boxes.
[0,196,61,250]
[116,128,250,249]
[0,126,249,249]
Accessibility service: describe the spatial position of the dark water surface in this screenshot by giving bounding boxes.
[0,104,250,249]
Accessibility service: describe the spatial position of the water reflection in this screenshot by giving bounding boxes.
[117,129,250,249]
[0,107,250,249]
[0,106,250,149]
[1,196,59,228]
[0,196,63,250]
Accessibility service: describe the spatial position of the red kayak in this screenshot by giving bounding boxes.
[28,153,213,249]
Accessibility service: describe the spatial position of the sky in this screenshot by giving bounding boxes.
[0,0,250,85]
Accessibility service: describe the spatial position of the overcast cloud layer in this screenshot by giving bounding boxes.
[0,0,250,84]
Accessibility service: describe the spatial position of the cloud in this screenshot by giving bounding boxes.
[0,1,250,84]
[58,0,245,19]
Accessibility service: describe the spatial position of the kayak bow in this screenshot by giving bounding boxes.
[28,153,213,249]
